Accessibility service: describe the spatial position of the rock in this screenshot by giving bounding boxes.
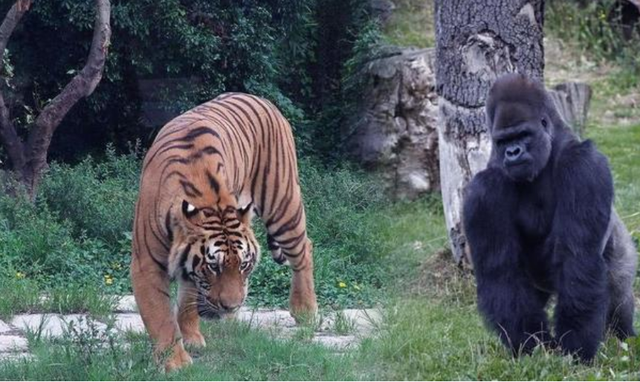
[548,82,592,138]
[350,47,439,200]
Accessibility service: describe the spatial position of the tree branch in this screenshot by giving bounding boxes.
[0,1,31,170]
[25,0,111,171]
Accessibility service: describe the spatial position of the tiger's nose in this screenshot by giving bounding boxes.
[220,302,240,312]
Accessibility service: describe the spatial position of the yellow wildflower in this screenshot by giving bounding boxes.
[104,274,114,285]
[15,272,25,279]
[338,281,347,288]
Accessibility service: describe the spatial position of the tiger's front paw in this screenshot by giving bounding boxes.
[182,331,206,348]
[164,343,193,372]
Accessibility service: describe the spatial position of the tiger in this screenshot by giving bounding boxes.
[130,92,317,371]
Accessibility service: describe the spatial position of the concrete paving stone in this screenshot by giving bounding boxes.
[236,308,297,329]
[342,309,382,333]
[0,352,33,362]
[0,320,13,334]
[312,334,358,350]
[0,335,28,352]
[112,314,145,334]
[11,314,107,338]
[116,295,138,312]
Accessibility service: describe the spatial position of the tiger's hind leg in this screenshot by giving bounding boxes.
[177,282,206,348]
[264,203,317,323]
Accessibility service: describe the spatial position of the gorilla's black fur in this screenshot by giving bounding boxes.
[463,73,637,362]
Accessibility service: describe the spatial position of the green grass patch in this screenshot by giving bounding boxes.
[359,298,640,380]
[0,152,393,315]
[0,318,363,380]
[0,277,117,319]
[588,123,640,242]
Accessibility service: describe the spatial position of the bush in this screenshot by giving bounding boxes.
[38,145,141,247]
[0,189,131,296]
[1,150,389,310]
[2,0,380,162]
[248,158,387,308]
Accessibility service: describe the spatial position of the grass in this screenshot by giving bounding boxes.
[0,277,117,320]
[0,113,638,378]
[0,319,362,380]
[0,155,389,316]
[588,122,640,241]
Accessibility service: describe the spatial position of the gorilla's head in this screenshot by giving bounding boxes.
[486,73,563,182]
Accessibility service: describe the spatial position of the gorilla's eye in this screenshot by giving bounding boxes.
[541,118,548,128]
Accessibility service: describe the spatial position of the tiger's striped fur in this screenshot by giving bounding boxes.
[130,93,317,371]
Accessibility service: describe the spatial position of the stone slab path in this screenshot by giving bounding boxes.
[0,296,381,362]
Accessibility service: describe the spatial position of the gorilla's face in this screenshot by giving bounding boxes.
[491,103,552,182]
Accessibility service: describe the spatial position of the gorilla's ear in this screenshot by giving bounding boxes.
[237,203,254,226]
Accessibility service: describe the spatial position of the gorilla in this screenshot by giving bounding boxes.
[463,73,637,362]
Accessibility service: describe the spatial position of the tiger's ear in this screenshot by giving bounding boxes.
[182,200,199,219]
[237,203,254,226]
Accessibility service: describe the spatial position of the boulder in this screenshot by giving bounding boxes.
[350,47,439,200]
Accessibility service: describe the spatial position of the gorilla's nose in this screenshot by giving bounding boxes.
[505,144,524,163]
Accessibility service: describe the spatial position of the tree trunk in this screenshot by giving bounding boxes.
[434,0,545,265]
[0,0,111,198]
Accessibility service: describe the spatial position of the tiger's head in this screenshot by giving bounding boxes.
[169,199,260,319]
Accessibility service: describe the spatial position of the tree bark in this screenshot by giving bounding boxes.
[434,0,545,265]
[0,0,111,197]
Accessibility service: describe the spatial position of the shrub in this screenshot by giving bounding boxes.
[1,150,389,309]
[248,158,387,308]
[38,145,141,247]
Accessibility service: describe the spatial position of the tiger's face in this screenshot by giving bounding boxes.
[169,200,260,319]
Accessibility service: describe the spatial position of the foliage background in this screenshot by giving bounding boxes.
[0,0,379,163]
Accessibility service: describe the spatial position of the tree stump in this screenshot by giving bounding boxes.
[548,82,592,138]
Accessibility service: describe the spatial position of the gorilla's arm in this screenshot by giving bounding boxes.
[463,168,551,355]
[550,140,614,362]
